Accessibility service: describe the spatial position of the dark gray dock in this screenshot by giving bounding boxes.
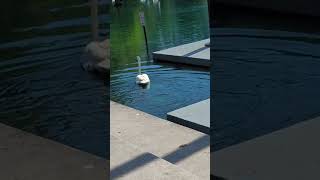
[153,39,210,67]
[167,99,210,134]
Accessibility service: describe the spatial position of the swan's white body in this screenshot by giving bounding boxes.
[81,0,109,74]
[136,56,150,85]
[136,74,150,85]
[82,39,110,73]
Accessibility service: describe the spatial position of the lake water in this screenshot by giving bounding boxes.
[211,5,320,151]
[110,0,210,118]
[0,0,110,158]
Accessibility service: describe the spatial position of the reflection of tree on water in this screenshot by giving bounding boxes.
[0,0,110,157]
[139,0,161,15]
[110,0,209,111]
[113,0,123,8]
[0,0,110,44]
[111,0,209,70]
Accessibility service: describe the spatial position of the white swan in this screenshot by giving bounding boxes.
[82,39,110,73]
[81,0,109,74]
[136,56,150,85]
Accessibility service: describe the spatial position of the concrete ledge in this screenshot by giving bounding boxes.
[153,39,210,67]
[0,123,107,180]
[167,99,210,134]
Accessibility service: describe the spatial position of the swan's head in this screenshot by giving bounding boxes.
[136,56,141,62]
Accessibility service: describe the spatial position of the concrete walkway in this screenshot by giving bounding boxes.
[111,135,199,179]
[0,123,108,180]
[213,116,320,180]
[110,101,210,179]
[153,39,210,67]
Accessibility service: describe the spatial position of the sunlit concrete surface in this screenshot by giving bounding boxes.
[213,116,320,180]
[167,99,210,134]
[110,101,210,179]
[111,135,199,180]
[0,123,108,180]
[153,39,210,67]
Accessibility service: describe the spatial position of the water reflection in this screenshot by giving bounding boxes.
[211,5,320,151]
[111,0,209,118]
[0,0,110,158]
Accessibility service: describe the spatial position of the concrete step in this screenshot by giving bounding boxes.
[110,101,210,179]
[110,135,200,180]
[167,99,210,134]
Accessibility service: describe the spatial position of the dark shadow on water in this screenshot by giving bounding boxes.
[155,61,210,71]
[138,83,150,89]
[211,175,228,180]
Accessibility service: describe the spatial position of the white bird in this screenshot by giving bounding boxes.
[136,56,150,85]
[81,0,109,75]
[82,39,110,73]
[83,39,110,71]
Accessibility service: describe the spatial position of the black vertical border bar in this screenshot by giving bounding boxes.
[208,0,213,178]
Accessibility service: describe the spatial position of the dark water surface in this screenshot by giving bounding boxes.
[211,5,320,151]
[0,0,110,158]
[111,0,210,118]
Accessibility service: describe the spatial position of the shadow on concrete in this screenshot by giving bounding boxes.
[110,153,158,179]
[183,46,209,57]
[163,135,209,164]
[110,135,209,178]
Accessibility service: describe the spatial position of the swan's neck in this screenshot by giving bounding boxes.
[137,56,142,75]
[91,0,99,41]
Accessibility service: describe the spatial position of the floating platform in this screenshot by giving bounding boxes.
[213,116,320,179]
[153,39,210,67]
[110,101,210,179]
[167,99,210,134]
